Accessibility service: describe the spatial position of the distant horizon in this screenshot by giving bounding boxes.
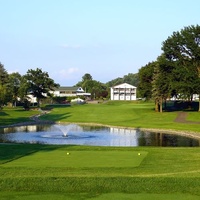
[57,72,138,86]
[5,68,138,86]
[1,0,199,85]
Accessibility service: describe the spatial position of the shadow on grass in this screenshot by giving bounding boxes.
[0,144,76,165]
[0,112,9,116]
[0,117,33,127]
[42,104,71,111]
[40,113,72,122]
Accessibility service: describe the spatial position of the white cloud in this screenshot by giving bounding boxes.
[60,67,79,75]
[51,67,81,85]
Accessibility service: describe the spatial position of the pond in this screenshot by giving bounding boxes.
[0,124,199,147]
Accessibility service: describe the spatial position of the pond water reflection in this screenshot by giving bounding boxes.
[0,124,199,147]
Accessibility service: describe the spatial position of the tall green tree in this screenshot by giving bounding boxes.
[0,63,9,85]
[172,63,200,101]
[151,56,173,112]
[162,24,200,111]
[8,72,22,106]
[75,73,93,87]
[0,85,7,109]
[0,63,9,108]
[137,62,154,100]
[24,68,59,107]
[82,73,93,82]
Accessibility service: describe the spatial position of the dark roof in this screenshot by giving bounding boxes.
[57,86,79,91]
[54,87,85,93]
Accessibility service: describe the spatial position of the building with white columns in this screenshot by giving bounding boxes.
[110,83,137,100]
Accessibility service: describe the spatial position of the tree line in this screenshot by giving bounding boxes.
[138,25,200,112]
[0,65,138,109]
[0,67,59,109]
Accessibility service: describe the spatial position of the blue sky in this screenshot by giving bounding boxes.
[0,0,199,86]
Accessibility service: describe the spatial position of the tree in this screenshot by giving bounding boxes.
[75,73,108,99]
[123,73,139,86]
[82,73,93,82]
[106,77,123,87]
[152,55,175,112]
[172,63,200,102]
[137,62,154,100]
[0,63,9,108]
[75,73,93,87]
[106,73,139,88]
[24,68,59,107]
[0,85,7,109]
[18,75,30,105]
[162,25,200,111]
[82,80,108,99]
[8,72,22,106]
[0,63,9,85]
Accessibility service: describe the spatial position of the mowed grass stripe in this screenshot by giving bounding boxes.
[2,150,147,168]
[0,192,199,200]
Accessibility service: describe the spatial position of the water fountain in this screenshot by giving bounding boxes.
[54,123,75,137]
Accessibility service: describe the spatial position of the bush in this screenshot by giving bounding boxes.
[23,99,31,110]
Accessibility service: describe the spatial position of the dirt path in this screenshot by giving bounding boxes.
[174,112,200,124]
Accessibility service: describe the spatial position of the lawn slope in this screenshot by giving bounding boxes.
[40,101,200,133]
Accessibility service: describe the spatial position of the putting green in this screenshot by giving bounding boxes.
[2,150,148,168]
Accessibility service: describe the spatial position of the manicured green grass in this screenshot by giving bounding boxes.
[0,102,200,199]
[2,150,147,168]
[0,107,40,126]
[187,112,200,122]
[40,101,200,132]
[0,144,200,199]
[0,192,199,200]
[1,145,200,178]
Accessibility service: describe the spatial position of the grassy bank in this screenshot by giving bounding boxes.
[0,107,40,126]
[40,101,200,133]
